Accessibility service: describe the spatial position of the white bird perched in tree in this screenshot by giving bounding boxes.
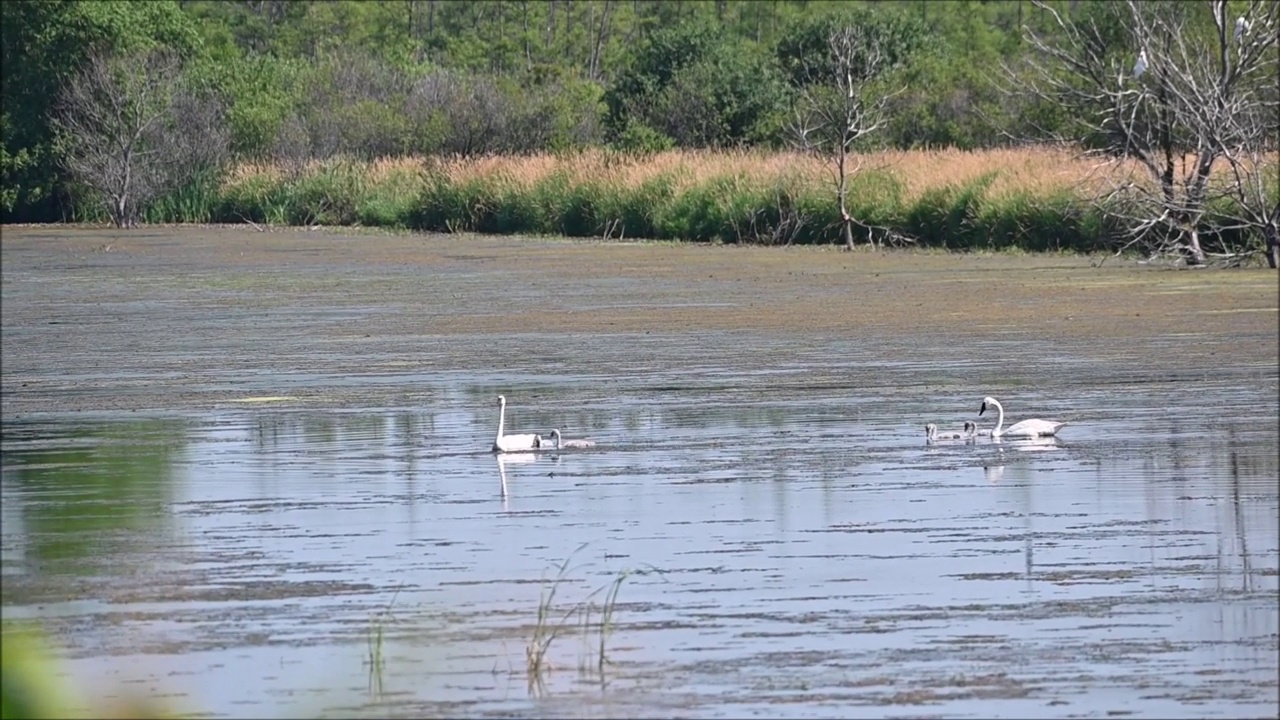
[1235,15,1249,42]
[1133,49,1148,79]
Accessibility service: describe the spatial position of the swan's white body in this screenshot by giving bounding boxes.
[925,421,976,443]
[979,396,1066,438]
[550,428,595,450]
[493,395,542,452]
[1001,435,1062,451]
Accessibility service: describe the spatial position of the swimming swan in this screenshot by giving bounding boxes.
[967,420,993,438]
[979,396,1066,438]
[550,428,596,450]
[493,395,542,452]
[925,421,976,443]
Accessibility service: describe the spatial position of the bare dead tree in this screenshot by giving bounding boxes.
[405,69,511,157]
[1015,0,1278,267]
[54,48,229,228]
[284,50,412,162]
[1210,13,1280,268]
[789,25,901,250]
[1217,110,1280,268]
[588,0,614,83]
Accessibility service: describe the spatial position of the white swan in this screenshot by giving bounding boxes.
[925,422,975,443]
[492,394,542,452]
[979,396,1066,438]
[550,428,596,450]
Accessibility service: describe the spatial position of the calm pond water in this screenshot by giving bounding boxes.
[2,347,1277,719]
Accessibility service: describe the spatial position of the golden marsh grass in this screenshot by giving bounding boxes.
[199,147,1275,252]
[226,147,1265,199]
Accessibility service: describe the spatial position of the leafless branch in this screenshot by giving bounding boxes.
[1008,0,1278,266]
[53,48,228,228]
[790,24,904,250]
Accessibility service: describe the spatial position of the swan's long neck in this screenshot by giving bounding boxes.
[553,431,562,450]
[990,399,1006,438]
[496,401,506,442]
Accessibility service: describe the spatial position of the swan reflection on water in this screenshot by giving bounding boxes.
[494,431,597,499]
[496,451,539,498]
[982,435,1066,485]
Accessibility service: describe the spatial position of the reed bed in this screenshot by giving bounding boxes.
[141,148,1271,252]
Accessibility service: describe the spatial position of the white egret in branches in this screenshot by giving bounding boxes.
[1133,49,1148,79]
[1235,15,1249,42]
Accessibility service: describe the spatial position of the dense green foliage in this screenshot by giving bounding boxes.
[1,0,200,218]
[1,0,1272,261]
[0,0,1096,223]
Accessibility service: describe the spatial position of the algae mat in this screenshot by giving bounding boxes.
[1,225,1276,417]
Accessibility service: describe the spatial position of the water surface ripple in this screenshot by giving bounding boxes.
[3,360,1277,719]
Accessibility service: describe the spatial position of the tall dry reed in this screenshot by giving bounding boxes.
[141,147,1271,253]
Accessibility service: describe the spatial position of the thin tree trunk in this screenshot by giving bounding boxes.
[1181,217,1206,265]
[587,1,595,76]
[522,0,531,70]
[566,0,574,53]
[1265,221,1279,269]
[1185,228,1205,265]
[838,145,853,250]
[547,0,556,49]
[589,0,612,82]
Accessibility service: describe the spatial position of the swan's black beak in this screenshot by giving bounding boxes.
[979,401,988,416]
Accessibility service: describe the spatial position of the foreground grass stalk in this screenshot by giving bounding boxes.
[524,547,667,694]
[365,583,404,700]
[526,543,588,689]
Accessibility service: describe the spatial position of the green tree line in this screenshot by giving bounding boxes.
[2,0,1086,224]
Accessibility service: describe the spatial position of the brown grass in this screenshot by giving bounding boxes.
[221,147,1276,218]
